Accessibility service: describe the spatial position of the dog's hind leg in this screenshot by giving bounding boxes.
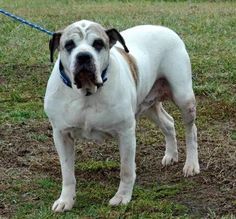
[161,48,200,177]
[146,103,178,165]
[173,91,200,177]
[51,129,76,212]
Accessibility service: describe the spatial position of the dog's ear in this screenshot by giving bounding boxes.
[49,31,63,63]
[105,29,129,53]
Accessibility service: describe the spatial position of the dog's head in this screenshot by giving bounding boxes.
[49,20,129,94]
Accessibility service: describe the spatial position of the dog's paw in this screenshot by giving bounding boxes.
[183,161,200,177]
[52,198,75,212]
[162,152,178,166]
[109,193,131,206]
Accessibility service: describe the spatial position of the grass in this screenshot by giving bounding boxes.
[76,160,119,171]
[4,177,188,219]
[0,0,236,218]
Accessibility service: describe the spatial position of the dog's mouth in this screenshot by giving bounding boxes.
[73,64,96,87]
[73,64,102,95]
[74,70,94,88]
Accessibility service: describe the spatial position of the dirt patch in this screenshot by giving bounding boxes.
[0,105,235,217]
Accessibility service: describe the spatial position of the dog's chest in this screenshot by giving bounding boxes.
[47,96,124,140]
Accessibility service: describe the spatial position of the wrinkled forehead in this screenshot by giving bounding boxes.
[61,21,108,43]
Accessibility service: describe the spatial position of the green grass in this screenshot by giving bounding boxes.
[0,0,236,218]
[76,160,119,171]
[3,177,188,219]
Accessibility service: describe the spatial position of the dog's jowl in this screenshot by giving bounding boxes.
[44,20,200,212]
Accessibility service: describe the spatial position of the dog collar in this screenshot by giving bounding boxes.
[59,60,108,89]
[59,61,72,88]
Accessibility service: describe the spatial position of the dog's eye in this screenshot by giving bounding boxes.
[65,40,76,53]
[92,39,104,51]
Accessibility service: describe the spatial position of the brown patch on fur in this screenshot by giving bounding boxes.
[86,24,109,46]
[183,99,197,124]
[62,25,84,42]
[116,47,139,86]
[156,77,172,101]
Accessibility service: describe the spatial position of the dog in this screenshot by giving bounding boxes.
[44,20,200,212]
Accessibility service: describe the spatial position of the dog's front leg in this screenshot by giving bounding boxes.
[109,121,136,206]
[52,129,76,212]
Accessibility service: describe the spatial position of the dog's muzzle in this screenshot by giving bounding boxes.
[73,52,97,89]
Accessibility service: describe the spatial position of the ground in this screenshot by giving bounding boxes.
[0,1,235,218]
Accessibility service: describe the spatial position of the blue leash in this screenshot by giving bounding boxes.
[0,8,54,36]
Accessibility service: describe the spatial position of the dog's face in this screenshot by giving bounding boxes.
[49,20,129,94]
[60,21,110,91]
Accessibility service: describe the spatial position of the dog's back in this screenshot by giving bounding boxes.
[116,25,190,107]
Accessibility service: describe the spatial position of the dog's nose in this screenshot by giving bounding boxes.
[76,52,92,64]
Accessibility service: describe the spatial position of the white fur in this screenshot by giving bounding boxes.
[44,20,200,212]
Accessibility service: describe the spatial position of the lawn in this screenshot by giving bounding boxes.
[0,0,235,218]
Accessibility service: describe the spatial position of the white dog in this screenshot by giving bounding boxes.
[44,20,200,212]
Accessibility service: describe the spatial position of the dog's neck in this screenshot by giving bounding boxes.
[59,61,72,88]
[59,60,109,96]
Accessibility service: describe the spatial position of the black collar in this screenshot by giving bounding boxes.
[59,60,108,89]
